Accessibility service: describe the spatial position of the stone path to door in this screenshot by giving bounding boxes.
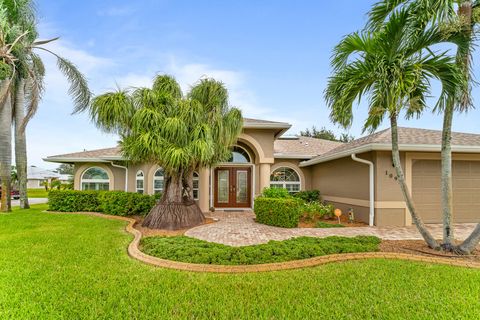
[185,210,478,247]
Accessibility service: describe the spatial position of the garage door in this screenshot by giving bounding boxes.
[412,160,480,223]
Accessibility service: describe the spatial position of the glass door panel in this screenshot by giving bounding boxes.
[236,170,248,204]
[217,169,230,204]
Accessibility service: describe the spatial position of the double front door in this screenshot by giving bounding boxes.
[214,167,251,208]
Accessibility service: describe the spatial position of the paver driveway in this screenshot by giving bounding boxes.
[185,210,478,246]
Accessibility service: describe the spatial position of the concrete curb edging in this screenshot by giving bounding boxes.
[47,211,480,273]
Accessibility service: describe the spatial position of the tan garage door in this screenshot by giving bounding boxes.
[412,159,480,223]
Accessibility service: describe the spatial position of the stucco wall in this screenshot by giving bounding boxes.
[242,128,275,161]
[374,151,405,201]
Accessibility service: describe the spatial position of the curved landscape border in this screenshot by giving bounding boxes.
[47,211,480,273]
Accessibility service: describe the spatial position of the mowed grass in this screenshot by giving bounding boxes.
[0,205,479,319]
[27,188,48,198]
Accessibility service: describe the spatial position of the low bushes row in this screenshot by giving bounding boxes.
[48,190,160,216]
[254,187,333,228]
[140,235,381,265]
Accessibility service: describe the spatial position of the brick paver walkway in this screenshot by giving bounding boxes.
[185,210,478,246]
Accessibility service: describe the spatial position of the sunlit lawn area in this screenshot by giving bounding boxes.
[27,188,48,198]
[0,204,479,319]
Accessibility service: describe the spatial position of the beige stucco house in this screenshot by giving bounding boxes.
[45,118,480,227]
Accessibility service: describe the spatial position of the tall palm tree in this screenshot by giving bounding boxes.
[367,0,477,252]
[325,9,463,249]
[89,74,242,230]
[0,0,90,210]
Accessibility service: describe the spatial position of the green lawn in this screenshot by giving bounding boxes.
[141,235,380,265]
[1,205,479,319]
[27,188,48,198]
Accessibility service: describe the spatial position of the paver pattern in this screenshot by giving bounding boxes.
[47,211,480,272]
[185,210,478,246]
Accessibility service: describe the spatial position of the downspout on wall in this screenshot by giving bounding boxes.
[351,154,375,226]
[110,162,128,192]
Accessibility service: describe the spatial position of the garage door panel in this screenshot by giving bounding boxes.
[413,160,480,223]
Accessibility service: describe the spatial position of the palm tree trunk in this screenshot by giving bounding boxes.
[390,115,439,249]
[440,102,454,248]
[0,80,13,212]
[142,172,205,230]
[14,78,30,209]
[457,224,480,254]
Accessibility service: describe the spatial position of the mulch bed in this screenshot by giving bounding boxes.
[299,215,368,228]
[131,216,217,237]
[380,240,480,262]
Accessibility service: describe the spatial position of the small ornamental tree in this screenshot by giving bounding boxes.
[89,75,243,229]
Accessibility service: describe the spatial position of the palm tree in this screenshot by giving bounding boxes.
[325,9,463,249]
[367,0,478,253]
[89,74,242,230]
[0,0,90,210]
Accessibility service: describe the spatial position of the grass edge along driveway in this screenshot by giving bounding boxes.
[0,204,479,319]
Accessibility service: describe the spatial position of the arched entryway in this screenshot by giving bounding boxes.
[213,145,254,208]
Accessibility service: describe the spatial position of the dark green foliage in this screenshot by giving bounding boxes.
[48,190,160,216]
[0,62,12,80]
[301,202,335,221]
[261,187,291,198]
[254,197,303,228]
[48,190,101,212]
[140,235,381,265]
[316,222,345,228]
[294,190,321,202]
[98,191,160,216]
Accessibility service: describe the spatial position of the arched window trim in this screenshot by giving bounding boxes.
[136,170,144,194]
[269,166,301,193]
[153,168,164,194]
[81,167,110,191]
[192,171,199,201]
[225,145,252,163]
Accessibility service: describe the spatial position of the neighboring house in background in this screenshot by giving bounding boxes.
[27,166,72,189]
[45,118,480,227]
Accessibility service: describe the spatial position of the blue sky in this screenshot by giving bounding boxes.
[31,0,479,169]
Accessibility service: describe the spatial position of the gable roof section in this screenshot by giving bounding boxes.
[243,117,291,138]
[274,136,343,159]
[300,127,480,167]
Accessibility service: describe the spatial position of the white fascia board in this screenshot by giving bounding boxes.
[274,153,316,159]
[300,143,480,167]
[43,157,110,163]
[243,123,291,129]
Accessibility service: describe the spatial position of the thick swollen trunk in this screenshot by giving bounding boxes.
[14,79,30,209]
[142,173,205,230]
[457,224,480,254]
[390,116,439,249]
[0,80,12,212]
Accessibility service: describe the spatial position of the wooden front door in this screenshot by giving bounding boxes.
[214,167,251,208]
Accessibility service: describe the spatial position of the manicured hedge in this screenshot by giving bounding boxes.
[254,197,303,228]
[140,235,381,265]
[48,190,160,216]
[294,190,321,203]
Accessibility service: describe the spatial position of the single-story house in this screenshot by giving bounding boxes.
[44,118,480,227]
[27,166,72,189]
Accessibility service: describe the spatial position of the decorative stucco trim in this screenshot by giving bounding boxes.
[75,163,115,191]
[323,195,407,209]
[270,162,305,190]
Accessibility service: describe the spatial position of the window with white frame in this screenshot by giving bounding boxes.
[192,171,199,200]
[270,167,301,193]
[153,168,164,194]
[136,170,144,194]
[81,167,110,191]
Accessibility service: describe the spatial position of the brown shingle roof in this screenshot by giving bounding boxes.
[301,127,480,166]
[48,147,121,159]
[274,136,343,158]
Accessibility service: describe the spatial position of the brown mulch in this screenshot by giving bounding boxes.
[299,215,368,228]
[131,216,217,237]
[380,240,480,262]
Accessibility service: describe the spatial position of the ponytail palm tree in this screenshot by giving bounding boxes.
[325,9,463,249]
[367,0,478,253]
[89,75,243,230]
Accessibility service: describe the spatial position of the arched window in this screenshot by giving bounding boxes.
[192,171,199,200]
[153,168,164,194]
[227,146,251,163]
[136,170,144,194]
[81,167,110,191]
[270,167,301,193]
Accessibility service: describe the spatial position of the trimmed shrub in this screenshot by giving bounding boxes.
[261,187,291,198]
[48,190,101,212]
[98,191,159,216]
[254,197,303,228]
[294,190,321,203]
[301,202,334,221]
[48,190,160,216]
